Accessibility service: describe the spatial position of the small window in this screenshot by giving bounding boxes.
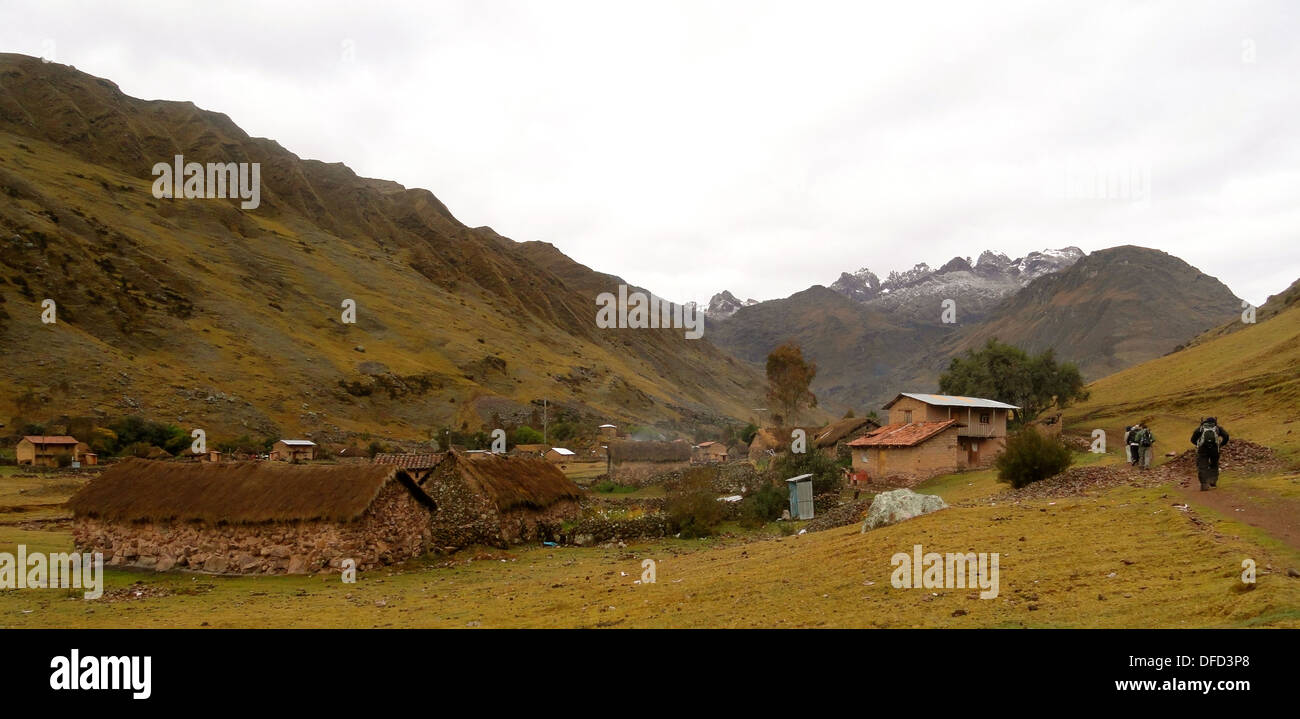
[903,410,913,423]
[979,413,990,424]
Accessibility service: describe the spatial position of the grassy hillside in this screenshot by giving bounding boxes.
[1062,301,1300,460]
[0,54,763,443]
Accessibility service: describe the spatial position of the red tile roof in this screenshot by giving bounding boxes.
[845,420,958,448]
[22,435,80,445]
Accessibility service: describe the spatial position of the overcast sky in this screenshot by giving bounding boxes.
[4,0,1298,306]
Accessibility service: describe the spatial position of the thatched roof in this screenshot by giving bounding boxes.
[437,452,581,511]
[607,440,691,463]
[812,417,881,448]
[373,452,445,469]
[67,459,432,524]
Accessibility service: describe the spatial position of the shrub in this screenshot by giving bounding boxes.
[666,471,725,538]
[770,449,842,496]
[738,479,788,528]
[995,429,1074,488]
[512,425,544,445]
[53,450,73,468]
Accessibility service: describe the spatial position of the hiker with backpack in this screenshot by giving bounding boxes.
[1137,423,1155,469]
[1125,425,1141,466]
[1190,417,1229,490]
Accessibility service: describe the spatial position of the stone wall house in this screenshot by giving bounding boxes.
[419,451,582,550]
[68,459,436,574]
[606,440,692,485]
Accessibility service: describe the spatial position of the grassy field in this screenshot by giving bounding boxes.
[2,452,1296,628]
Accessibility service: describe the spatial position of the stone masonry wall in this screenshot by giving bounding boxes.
[71,481,433,574]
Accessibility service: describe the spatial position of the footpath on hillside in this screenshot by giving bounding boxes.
[1000,441,1300,552]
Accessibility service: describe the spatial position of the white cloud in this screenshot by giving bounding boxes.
[3,0,1296,305]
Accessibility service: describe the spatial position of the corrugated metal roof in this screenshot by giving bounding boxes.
[884,393,1019,410]
[277,439,317,446]
[846,420,959,448]
[549,447,575,456]
[784,473,814,483]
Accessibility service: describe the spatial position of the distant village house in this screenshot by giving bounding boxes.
[270,439,316,462]
[16,435,97,467]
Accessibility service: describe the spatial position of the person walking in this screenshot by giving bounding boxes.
[1125,425,1140,466]
[1190,417,1229,490]
[1137,423,1155,469]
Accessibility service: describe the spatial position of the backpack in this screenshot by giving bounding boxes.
[1197,423,1219,450]
[1139,428,1153,447]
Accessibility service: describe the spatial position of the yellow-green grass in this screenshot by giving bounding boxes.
[2,468,1295,628]
[1062,303,1300,461]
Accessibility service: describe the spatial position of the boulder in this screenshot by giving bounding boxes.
[860,489,948,532]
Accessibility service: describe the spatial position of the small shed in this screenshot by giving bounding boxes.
[785,473,815,520]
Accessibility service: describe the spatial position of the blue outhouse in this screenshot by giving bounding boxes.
[785,473,814,520]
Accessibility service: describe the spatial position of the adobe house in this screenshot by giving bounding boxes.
[270,439,316,462]
[607,439,692,485]
[16,435,96,467]
[418,451,582,549]
[544,447,575,465]
[811,416,882,461]
[883,393,1018,466]
[512,443,551,457]
[598,424,618,440]
[846,393,1019,485]
[847,420,961,486]
[691,441,729,464]
[67,459,436,574]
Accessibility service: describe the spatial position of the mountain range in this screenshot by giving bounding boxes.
[0,53,1260,441]
[0,54,762,444]
[707,245,1243,414]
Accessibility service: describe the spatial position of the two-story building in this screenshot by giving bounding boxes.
[846,393,1018,485]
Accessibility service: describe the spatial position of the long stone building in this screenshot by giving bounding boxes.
[69,459,436,574]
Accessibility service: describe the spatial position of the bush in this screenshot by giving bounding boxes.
[770,450,842,496]
[512,425,544,446]
[995,429,1074,488]
[738,479,788,528]
[53,450,73,468]
[666,471,726,538]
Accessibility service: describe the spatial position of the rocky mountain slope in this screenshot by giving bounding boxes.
[709,245,1241,414]
[0,54,763,443]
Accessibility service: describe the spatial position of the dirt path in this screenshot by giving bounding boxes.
[1175,481,1300,553]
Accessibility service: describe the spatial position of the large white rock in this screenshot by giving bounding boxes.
[860,489,948,532]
